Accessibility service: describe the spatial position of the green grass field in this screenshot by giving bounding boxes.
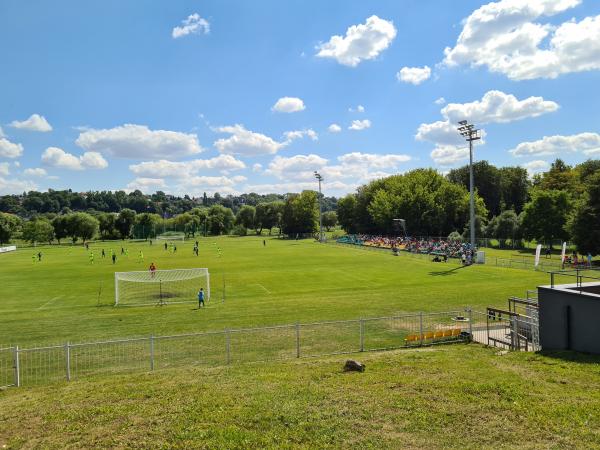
[1,345,600,449]
[0,236,551,347]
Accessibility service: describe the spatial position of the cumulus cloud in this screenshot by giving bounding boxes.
[214,124,286,156]
[0,138,24,158]
[0,126,4,138]
[0,176,37,194]
[441,90,558,124]
[283,129,318,142]
[349,119,371,131]
[337,152,411,168]
[10,114,52,132]
[521,160,550,176]
[126,177,167,192]
[328,124,342,133]
[266,154,328,180]
[417,90,557,166]
[434,97,446,105]
[76,124,203,159]
[443,0,600,80]
[272,97,306,113]
[430,146,470,167]
[252,163,263,173]
[509,132,600,157]
[316,15,397,67]
[129,155,246,178]
[0,162,9,176]
[41,147,108,170]
[349,105,365,113]
[172,13,210,39]
[397,66,431,85]
[23,168,47,177]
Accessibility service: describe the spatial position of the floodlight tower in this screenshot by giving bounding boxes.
[314,171,324,242]
[457,120,481,251]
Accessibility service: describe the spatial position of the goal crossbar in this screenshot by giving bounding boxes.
[114,268,210,306]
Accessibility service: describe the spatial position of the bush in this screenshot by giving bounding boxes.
[232,225,248,236]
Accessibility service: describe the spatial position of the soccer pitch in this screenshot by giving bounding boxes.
[0,236,549,346]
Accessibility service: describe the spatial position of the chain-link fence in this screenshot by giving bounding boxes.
[1,311,472,388]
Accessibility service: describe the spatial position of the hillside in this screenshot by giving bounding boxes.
[2,344,600,449]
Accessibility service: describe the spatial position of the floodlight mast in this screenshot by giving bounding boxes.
[314,171,324,242]
[457,120,481,252]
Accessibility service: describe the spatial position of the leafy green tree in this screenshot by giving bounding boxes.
[115,209,136,239]
[0,212,21,244]
[337,194,357,233]
[66,212,99,243]
[97,213,117,240]
[520,189,571,246]
[134,213,161,239]
[499,166,530,214]
[322,211,338,231]
[487,210,520,247]
[208,205,234,235]
[448,161,502,217]
[190,208,209,236]
[534,159,577,193]
[235,205,256,231]
[568,172,600,255]
[281,191,318,236]
[51,215,70,244]
[22,218,55,244]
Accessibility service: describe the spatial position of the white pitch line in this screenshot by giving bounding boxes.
[255,283,271,294]
[37,296,62,310]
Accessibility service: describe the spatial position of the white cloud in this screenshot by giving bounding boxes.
[41,147,108,170]
[0,176,37,194]
[328,123,342,133]
[126,177,167,192]
[172,13,210,39]
[441,90,558,124]
[397,66,431,85]
[214,124,286,156]
[521,160,550,176]
[434,97,446,105]
[252,163,263,173]
[129,155,246,178]
[284,129,318,142]
[272,97,306,113]
[349,119,371,131]
[266,154,328,180]
[417,90,557,164]
[316,15,397,67]
[23,168,47,177]
[76,124,203,159]
[337,152,411,169]
[443,1,600,80]
[0,126,4,138]
[13,161,20,167]
[9,114,52,132]
[430,146,469,167]
[509,132,600,157]
[349,105,365,113]
[0,162,9,176]
[0,138,24,158]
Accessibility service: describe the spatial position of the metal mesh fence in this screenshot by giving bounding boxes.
[6,311,471,388]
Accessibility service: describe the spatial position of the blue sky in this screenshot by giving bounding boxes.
[1,0,600,197]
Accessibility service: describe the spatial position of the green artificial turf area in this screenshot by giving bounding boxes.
[1,344,599,449]
[1,236,552,346]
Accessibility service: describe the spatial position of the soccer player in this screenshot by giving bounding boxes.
[164,242,168,251]
[149,262,157,278]
[174,245,177,253]
[32,254,36,264]
[198,287,205,308]
[138,250,144,263]
[101,249,106,258]
[112,253,116,264]
[263,240,266,247]
[37,252,42,262]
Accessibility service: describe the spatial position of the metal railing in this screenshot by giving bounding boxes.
[0,310,471,388]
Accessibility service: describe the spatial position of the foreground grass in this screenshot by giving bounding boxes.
[0,236,549,346]
[1,344,599,449]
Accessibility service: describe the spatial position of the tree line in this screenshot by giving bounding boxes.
[336,159,600,255]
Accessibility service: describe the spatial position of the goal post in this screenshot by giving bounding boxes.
[114,268,210,306]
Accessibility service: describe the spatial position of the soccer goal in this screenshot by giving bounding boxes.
[114,268,210,306]
[156,232,185,241]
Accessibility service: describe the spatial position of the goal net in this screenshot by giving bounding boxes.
[114,268,210,306]
[156,233,185,241]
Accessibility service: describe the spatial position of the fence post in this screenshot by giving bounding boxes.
[65,342,71,381]
[226,330,231,365]
[13,346,20,388]
[419,312,424,346]
[468,308,473,341]
[359,319,365,352]
[149,335,154,371]
[295,323,301,358]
